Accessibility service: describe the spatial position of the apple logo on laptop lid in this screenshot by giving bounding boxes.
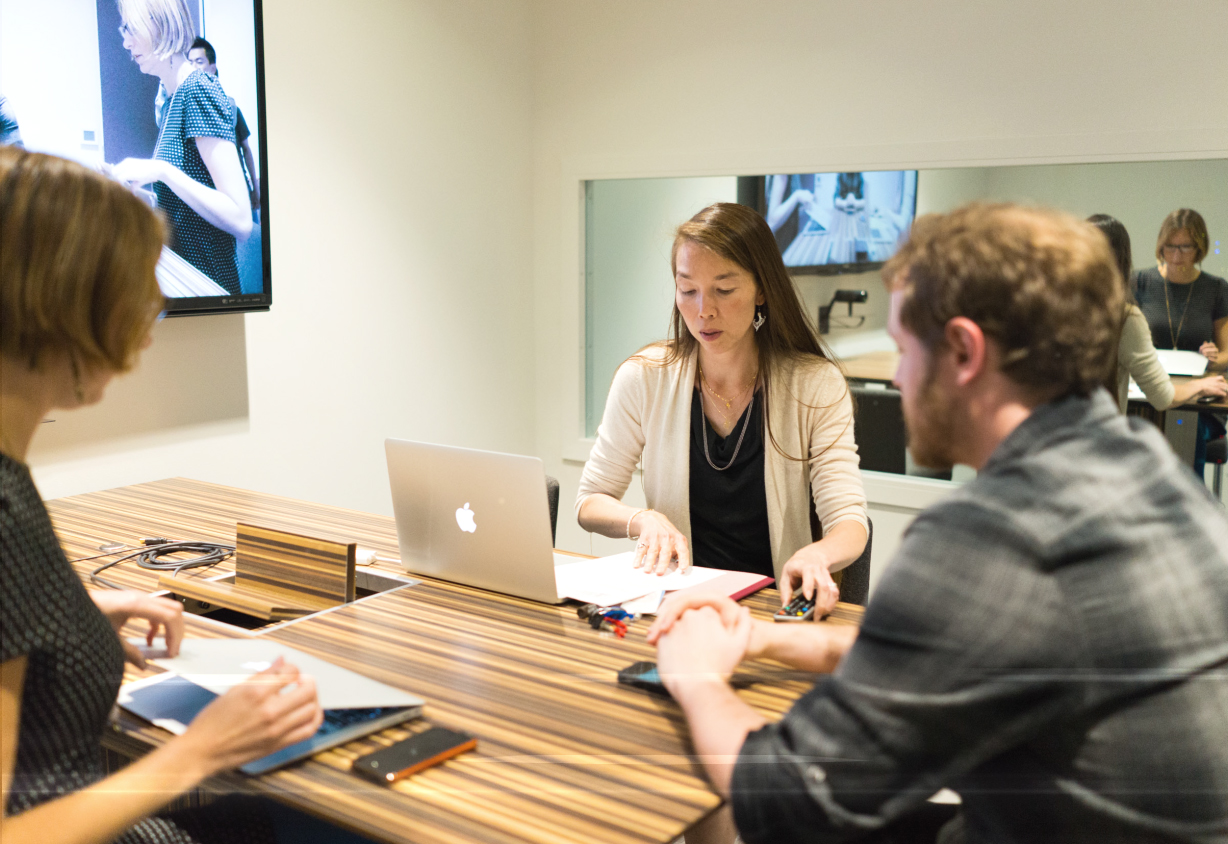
[455,503,477,534]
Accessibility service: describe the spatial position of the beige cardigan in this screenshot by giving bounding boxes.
[1117,305,1175,413]
[576,345,868,581]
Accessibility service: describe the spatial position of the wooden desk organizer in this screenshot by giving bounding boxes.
[159,523,356,621]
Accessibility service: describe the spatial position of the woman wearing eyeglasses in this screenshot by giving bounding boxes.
[1133,209,1228,477]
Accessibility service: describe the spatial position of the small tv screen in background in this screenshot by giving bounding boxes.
[740,171,918,275]
[0,0,270,316]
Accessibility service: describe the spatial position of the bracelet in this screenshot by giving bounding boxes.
[626,508,652,540]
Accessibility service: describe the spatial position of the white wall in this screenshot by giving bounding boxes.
[0,0,105,165]
[530,0,1228,572]
[29,0,536,523]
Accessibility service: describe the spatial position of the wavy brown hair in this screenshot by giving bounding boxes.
[0,145,165,372]
[634,202,846,461]
[883,203,1123,400]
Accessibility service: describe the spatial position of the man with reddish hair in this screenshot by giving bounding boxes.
[649,204,1228,843]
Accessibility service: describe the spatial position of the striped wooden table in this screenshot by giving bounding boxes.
[49,479,863,844]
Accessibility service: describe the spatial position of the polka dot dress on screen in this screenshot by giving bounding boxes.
[153,70,243,296]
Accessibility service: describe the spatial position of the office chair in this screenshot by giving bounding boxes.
[810,500,874,606]
[837,518,873,606]
[1206,438,1226,501]
[545,475,560,545]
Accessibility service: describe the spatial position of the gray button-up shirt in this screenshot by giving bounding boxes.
[732,390,1228,843]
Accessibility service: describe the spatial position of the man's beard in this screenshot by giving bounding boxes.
[904,359,959,471]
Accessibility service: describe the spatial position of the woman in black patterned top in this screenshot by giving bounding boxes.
[108,0,252,295]
[0,146,322,844]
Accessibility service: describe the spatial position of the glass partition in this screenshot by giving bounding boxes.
[584,159,1228,440]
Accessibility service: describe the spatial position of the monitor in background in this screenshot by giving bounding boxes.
[738,170,919,276]
[0,0,271,316]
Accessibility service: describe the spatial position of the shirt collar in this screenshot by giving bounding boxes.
[981,389,1119,474]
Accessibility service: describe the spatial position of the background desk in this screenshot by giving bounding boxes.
[48,479,863,844]
[840,349,1226,468]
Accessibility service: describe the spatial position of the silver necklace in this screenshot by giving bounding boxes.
[700,390,755,471]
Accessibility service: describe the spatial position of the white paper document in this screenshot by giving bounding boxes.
[553,551,725,607]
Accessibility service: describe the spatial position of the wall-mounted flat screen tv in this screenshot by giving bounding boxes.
[0,0,271,316]
[738,170,919,276]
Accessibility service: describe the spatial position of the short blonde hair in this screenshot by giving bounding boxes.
[117,0,196,59]
[0,146,165,373]
[883,203,1123,399]
[1155,208,1210,264]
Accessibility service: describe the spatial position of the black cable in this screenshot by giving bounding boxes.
[89,540,235,590]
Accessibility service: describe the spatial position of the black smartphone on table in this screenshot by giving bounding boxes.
[618,660,671,697]
[352,727,477,784]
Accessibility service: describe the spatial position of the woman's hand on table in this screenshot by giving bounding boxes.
[631,510,692,575]
[1200,341,1222,365]
[177,657,323,778]
[1193,374,1228,400]
[779,544,841,617]
[90,590,184,667]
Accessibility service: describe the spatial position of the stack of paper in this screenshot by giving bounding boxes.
[554,551,773,613]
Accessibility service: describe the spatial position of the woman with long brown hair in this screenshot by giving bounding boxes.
[576,202,868,615]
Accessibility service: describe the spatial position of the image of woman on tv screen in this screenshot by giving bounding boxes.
[106,0,251,297]
[576,203,869,617]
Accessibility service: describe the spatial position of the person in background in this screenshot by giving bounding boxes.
[1087,213,1227,412]
[187,37,260,212]
[577,202,868,618]
[108,0,251,297]
[0,146,322,844]
[648,204,1228,844]
[1133,208,1228,477]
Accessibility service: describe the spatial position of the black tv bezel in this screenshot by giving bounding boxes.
[163,0,271,318]
[738,171,920,277]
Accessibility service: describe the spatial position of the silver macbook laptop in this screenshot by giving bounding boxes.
[385,439,569,603]
[119,638,424,774]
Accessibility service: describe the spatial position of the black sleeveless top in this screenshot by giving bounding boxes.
[688,389,774,579]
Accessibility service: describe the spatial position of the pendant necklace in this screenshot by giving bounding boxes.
[1163,272,1197,350]
[697,366,759,472]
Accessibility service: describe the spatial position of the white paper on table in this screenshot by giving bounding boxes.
[553,551,725,606]
[620,590,666,615]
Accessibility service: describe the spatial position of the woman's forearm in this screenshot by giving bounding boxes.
[578,493,643,539]
[157,138,252,240]
[158,162,250,238]
[816,519,867,573]
[1,736,212,844]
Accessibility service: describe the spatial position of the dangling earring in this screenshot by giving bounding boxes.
[69,354,85,404]
[753,306,766,332]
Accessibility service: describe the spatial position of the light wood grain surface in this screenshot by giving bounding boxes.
[49,479,862,844]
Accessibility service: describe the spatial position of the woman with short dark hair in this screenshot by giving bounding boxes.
[577,202,868,616]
